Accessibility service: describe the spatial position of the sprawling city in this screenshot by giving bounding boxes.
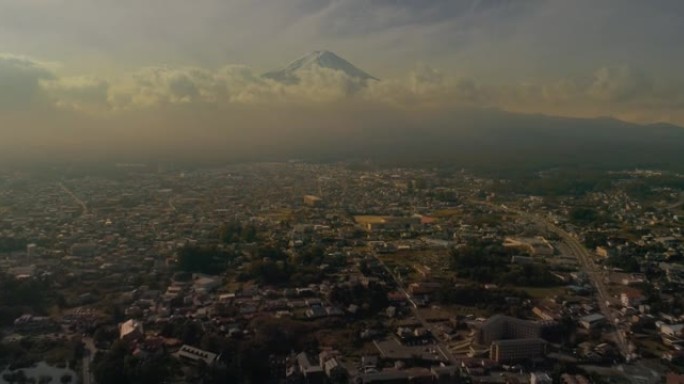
[1,162,683,383]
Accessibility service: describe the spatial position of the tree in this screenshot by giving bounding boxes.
[2,373,16,384]
[92,341,129,384]
[240,224,258,243]
[180,320,202,345]
[92,340,174,384]
[569,207,599,225]
[330,367,349,384]
[219,221,259,244]
[177,245,234,274]
[93,326,118,346]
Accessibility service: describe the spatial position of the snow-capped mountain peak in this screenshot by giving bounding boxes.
[263,50,378,83]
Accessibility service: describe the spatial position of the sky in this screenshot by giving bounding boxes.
[1,0,683,161]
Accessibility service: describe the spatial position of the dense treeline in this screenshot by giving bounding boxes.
[329,283,389,317]
[93,317,320,383]
[622,175,684,200]
[490,170,616,197]
[219,221,258,244]
[0,237,28,252]
[569,207,603,225]
[176,245,236,274]
[0,273,60,326]
[435,284,529,314]
[606,253,640,273]
[0,337,83,371]
[93,341,176,384]
[177,242,333,286]
[236,245,341,287]
[449,243,561,287]
[488,168,684,204]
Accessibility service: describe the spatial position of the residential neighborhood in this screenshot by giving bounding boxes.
[1,162,683,383]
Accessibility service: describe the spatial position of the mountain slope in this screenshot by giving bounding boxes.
[252,109,684,172]
[263,50,378,84]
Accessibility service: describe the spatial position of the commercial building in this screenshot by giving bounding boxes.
[476,315,550,345]
[476,315,555,363]
[490,338,547,363]
[354,215,422,232]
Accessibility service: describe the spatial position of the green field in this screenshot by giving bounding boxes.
[520,286,567,299]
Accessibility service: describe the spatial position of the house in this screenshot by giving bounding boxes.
[621,274,646,286]
[176,345,218,366]
[667,373,684,384]
[295,352,325,384]
[621,290,645,308]
[361,355,379,371]
[119,319,143,341]
[595,246,611,258]
[531,372,553,384]
[660,324,684,338]
[357,370,410,383]
[579,314,606,330]
[532,306,559,321]
[322,358,346,379]
[193,274,222,293]
[13,314,57,333]
[561,374,591,384]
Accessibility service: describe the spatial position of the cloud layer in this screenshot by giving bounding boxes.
[1,53,680,124]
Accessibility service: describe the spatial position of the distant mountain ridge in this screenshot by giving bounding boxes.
[263,50,378,84]
[257,108,684,172]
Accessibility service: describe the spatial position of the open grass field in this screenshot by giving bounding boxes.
[430,209,462,218]
[520,286,568,299]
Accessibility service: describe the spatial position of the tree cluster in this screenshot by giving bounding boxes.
[219,221,258,244]
[490,170,615,197]
[176,245,235,274]
[0,273,59,326]
[0,237,28,253]
[92,341,176,384]
[569,207,601,225]
[237,245,329,286]
[328,283,389,317]
[435,284,529,314]
[93,316,322,383]
[449,244,560,287]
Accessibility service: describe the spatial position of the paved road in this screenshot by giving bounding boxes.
[82,337,96,384]
[483,202,632,359]
[469,200,631,357]
[58,182,89,217]
[666,192,684,210]
[168,195,177,212]
[372,253,458,365]
[537,217,631,359]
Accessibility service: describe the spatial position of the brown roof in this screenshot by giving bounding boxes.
[667,373,684,384]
